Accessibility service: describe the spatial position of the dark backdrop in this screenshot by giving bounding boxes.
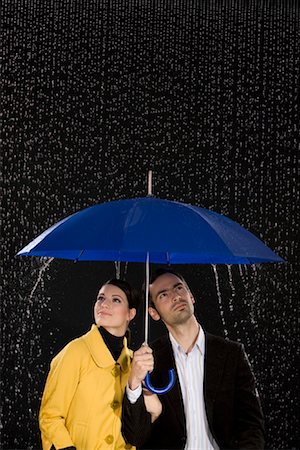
[2,0,299,449]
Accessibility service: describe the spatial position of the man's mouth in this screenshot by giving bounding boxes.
[173,302,187,311]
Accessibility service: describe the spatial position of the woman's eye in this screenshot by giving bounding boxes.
[113,298,121,303]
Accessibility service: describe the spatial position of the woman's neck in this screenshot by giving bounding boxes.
[99,326,124,360]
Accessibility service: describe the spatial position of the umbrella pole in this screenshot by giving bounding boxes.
[144,252,150,344]
[143,250,176,394]
[144,169,152,343]
[143,170,176,393]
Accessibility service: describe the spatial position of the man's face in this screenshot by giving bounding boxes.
[149,273,195,327]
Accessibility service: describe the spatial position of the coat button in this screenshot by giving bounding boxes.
[111,366,120,377]
[105,435,114,444]
[110,400,120,410]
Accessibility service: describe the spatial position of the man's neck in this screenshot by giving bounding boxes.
[167,316,200,353]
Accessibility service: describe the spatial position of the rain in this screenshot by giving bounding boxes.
[2,0,298,449]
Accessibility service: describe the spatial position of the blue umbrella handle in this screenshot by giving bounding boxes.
[144,369,176,394]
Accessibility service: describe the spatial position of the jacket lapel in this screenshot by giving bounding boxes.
[154,336,186,433]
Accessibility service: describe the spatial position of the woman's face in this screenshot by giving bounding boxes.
[94,284,136,336]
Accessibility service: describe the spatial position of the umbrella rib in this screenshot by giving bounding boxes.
[181,203,251,259]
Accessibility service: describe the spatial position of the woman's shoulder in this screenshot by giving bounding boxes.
[52,326,95,364]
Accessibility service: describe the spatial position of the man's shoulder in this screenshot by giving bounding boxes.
[150,333,171,352]
[206,332,244,354]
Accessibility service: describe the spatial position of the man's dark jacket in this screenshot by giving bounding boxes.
[122,333,265,449]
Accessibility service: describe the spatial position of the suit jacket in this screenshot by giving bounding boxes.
[122,332,265,450]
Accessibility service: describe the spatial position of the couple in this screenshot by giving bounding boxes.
[39,269,265,450]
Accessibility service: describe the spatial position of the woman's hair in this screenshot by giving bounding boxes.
[103,278,141,311]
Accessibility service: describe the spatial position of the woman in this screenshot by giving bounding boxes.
[39,278,140,450]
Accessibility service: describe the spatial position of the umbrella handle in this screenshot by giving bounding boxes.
[144,369,176,394]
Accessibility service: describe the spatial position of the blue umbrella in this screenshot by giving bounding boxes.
[17,195,284,394]
[17,196,283,264]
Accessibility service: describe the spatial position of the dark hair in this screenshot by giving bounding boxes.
[147,268,189,307]
[150,268,187,286]
[103,278,141,310]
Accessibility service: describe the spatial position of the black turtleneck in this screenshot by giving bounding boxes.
[99,326,124,361]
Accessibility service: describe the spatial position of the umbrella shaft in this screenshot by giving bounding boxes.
[145,252,149,344]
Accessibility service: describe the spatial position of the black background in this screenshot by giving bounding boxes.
[2,0,299,448]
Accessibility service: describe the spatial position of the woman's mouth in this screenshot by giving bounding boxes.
[98,311,112,317]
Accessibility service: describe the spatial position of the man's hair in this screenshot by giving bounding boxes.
[103,278,141,310]
[146,268,188,307]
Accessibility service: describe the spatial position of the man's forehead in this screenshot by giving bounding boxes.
[150,273,184,291]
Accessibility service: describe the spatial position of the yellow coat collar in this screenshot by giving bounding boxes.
[82,324,132,372]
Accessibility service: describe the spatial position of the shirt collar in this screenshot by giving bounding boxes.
[169,324,205,356]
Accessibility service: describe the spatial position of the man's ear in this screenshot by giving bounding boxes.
[148,306,161,321]
[188,289,195,304]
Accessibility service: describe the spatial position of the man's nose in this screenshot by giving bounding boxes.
[171,289,180,302]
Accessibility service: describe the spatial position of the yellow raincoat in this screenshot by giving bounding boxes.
[39,324,134,450]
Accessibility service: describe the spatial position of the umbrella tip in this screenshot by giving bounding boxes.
[147,170,154,197]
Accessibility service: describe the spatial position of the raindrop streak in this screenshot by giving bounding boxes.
[114,261,129,280]
[212,264,228,338]
[26,258,55,422]
[28,257,54,301]
[226,264,235,312]
[238,264,243,279]
[248,265,260,328]
[115,261,121,279]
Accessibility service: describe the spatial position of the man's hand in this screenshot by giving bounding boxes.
[128,344,154,390]
[143,389,162,423]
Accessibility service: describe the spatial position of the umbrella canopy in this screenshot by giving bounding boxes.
[17,195,284,394]
[17,196,284,264]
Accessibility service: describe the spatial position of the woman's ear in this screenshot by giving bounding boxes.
[128,308,136,321]
[148,306,161,321]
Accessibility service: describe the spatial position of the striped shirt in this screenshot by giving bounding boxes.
[169,327,219,450]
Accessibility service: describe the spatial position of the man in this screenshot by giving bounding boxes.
[122,269,265,449]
